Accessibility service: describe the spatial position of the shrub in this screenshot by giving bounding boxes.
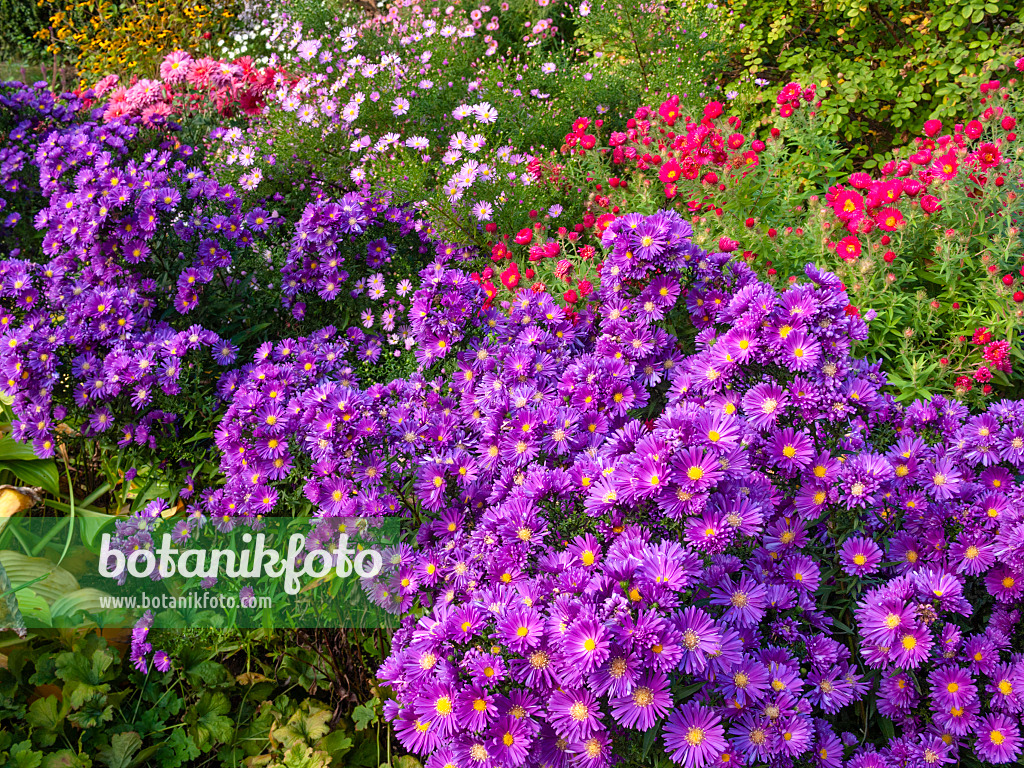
[0,629,388,766]
[710,0,1024,167]
[207,0,718,248]
[0,0,51,62]
[0,79,441,504]
[165,206,1024,767]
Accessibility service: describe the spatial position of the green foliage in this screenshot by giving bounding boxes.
[572,0,724,109]
[0,630,392,768]
[714,0,1024,167]
[0,0,52,62]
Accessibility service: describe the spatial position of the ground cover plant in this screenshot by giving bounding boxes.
[1,2,1024,767]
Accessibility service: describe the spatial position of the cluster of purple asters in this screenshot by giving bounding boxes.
[189,208,1023,766]
[0,82,88,253]
[0,87,287,457]
[129,609,170,673]
[279,187,469,332]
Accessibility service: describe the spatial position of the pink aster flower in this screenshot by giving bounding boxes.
[160,50,193,83]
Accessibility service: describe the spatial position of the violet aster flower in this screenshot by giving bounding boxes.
[663,702,726,768]
[976,714,1022,763]
[548,689,601,742]
[840,536,884,576]
[608,670,672,730]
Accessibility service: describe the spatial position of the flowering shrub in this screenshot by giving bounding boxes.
[522,74,1024,404]
[0,81,86,255]
[0,82,441,497]
[697,77,1024,406]
[5,8,1024,768]
[206,0,719,249]
[89,49,283,126]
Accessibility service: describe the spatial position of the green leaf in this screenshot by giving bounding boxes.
[273,700,332,748]
[676,681,706,699]
[0,460,58,494]
[55,641,116,709]
[188,692,234,751]
[831,620,855,635]
[96,732,142,768]
[41,750,92,768]
[319,730,354,762]
[66,693,113,729]
[26,695,66,747]
[641,723,661,758]
[0,436,44,461]
[352,698,380,731]
[10,740,45,768]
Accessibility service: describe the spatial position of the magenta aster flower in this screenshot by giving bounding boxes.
[740,382,788,431]
[548,689,602,743]
[930,666,978,710]
[839,536,884,576]
[488,715,532,766]
[609,670,672,730]
[976,714,1022,763]
[663,702,726,768]
[922,457,962,500]
[783,330,821,371]
[709,574,767,627]
[768,427,814,472]
[673,447,722,492]
[892,626,933,669]
[563,618,611,673]
[675,606,723,674]
[775,715,813,756]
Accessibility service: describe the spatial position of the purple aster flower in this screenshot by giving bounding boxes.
[740,382,788,431]
[975,714,1022,763]
[674,607,722,674]
[663,702,726,768]
[548,689,601,743]
[839,536,884,576]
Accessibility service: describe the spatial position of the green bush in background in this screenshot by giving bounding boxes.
[715,0,1024,167]
[0,0,52,64]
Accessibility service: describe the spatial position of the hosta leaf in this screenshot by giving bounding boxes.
[0,552,79,605]
[0,460,58,495]
[0,436,44,461]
